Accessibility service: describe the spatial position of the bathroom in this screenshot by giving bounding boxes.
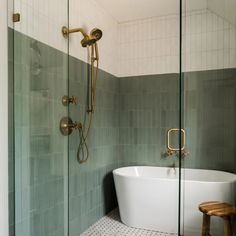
[0,0,236,235]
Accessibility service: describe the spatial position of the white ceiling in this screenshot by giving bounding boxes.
[95,0,236,25]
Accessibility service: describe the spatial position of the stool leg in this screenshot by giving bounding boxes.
[223,216,232,236]
[202,213,211,236]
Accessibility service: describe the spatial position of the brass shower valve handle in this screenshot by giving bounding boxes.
[166,149,177,156]
[60,117,82,136]
[65,121,82,130]
[165,149,189,158]
[62,95,77,106]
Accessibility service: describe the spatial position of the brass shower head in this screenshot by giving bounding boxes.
[81,36,96,47]
[81,28,103,47]
[90,28,103,41]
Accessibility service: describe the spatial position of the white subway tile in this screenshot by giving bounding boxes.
[223,49,230,68]
[229,49,236,68]
[195,14,202,34]
[206,12,213,32]
[194,34,202,52]
[201,32,207,52]
[223,19,230,30]
[230,29,236,49]
[217,17,224,31]
[211,31,218,50]
[217,30,224,50]
[211,50,218,68]
[206,32,213,51]
[223,29,230,49]
[206,51,213,70]
[201,52,207,71]
[212,14,218,31]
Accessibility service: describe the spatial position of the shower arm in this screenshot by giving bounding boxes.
[62,26,89,39]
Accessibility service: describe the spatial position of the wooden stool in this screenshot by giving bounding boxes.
[199,201,236,236]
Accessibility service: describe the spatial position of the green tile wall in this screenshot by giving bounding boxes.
[9,29,120,236]
[119,74,180,168]
[12,30,69,236]
[119,71,236,174]
[68,56,119,235]
[183,69,236,173]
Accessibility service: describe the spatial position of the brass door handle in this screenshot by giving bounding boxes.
[166,128,186,151]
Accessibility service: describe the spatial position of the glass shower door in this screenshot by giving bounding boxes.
[9,0,188,235]
[12,1,70,236]
[66,1,183,235]
[181,0,236,235]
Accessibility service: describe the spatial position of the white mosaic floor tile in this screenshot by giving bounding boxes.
[81,209,177,236]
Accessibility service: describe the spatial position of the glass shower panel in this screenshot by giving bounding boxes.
[182,0,236,235]
[67,0,182,235]
[13,1,69,236]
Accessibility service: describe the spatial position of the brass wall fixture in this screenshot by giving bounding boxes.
[62,26,102,47]
[61,25,102,113]
[167,128,186,151]
[165,128,189,157]
[62,95,77,106]
[13,13,20,22]
[61,25,103,164]
[60,117,82,136]
[60,116,89,163]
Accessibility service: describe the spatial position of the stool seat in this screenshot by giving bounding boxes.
[199,201,236,217]
[199,201,236,236]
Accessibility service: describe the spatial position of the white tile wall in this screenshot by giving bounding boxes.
[10,1,236,77]
[118,15,180,77]
[13,0,68,53]
[13,0,118,75]
[118,9,236,77]
[69,0,119,76]
[182,9,236,72]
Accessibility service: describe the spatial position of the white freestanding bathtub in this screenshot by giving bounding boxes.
[113,166,236,235]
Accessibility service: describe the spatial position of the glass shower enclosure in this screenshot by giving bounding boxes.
[8,0,236,236]
[182,0,236,235]
[11,1,70,235]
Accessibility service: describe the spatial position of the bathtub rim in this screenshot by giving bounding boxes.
[113,166,236,184]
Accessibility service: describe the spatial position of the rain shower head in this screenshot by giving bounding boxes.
[90,28,103,41]
[81,36,96,47]
[81,28,103,47]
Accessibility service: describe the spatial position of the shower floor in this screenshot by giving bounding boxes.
[80,209,177,236]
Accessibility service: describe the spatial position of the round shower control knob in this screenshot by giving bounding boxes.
[59,117,82,136]
[62,95,77,106]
